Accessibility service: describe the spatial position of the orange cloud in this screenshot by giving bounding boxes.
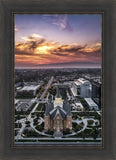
[15,34,101,66]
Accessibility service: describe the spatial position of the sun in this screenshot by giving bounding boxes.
[35,46,53,54]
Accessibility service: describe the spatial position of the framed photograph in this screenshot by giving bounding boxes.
[0,0,116,160]
[14,13,103,146]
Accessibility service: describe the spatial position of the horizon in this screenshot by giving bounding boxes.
[15,66,101,70]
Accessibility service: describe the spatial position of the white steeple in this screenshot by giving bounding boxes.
[54,84,63,108]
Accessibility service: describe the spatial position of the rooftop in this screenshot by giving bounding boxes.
[84,98,98,107]
[75,102,84,109]
[56,85,61,98]
[20,85,40,91]
[74,78,90,86]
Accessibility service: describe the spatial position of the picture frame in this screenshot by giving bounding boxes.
[0,0,116,160]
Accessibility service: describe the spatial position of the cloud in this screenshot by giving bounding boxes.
[78,46,101,57]
[16,34,46,53]
[43,14,73,31]
[22,34,43,42]
[52,15,73,31]
[60,44,87,53]
[15,34,101,65]
[95,42,101,47]
[49,43,101,58]
[49,44,86,57]
[28,39,46,51]
[15,48,33,56]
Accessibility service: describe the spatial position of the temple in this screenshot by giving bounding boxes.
[44,84,72,137]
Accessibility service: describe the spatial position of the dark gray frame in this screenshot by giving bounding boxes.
[0,0,116,159]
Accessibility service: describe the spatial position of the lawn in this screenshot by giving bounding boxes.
[36,103,45,111]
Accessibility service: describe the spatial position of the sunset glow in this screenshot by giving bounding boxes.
[15,14,102,68]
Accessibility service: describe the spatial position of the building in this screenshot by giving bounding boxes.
[44,85,72,137]
[75,102,84,111]
[72,78,91,98]
[17,84,40,97]
[92,81,101,108]
[53,82,72,88]
[84,98,99,110]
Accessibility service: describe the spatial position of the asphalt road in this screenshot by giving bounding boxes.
[14,141,102,146]
[40,76,54,100]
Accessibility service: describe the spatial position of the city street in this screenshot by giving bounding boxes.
[40,76,54,100]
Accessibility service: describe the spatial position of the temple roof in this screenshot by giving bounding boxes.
[45,90,72,118]
[63,98,72,116]
[45,101,54,116]
[55,85,61,98]
[50,106,67,120]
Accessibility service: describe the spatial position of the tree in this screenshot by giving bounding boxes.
[17,114,20,120]
[36,125,43,131]
[34,118,38,123]
[75,124,82,131]
[23,128,28,135]
[25,121,30,125]
[95,121,98,125]
[79,117,82,120]
[46,129,53,135]
[87,120,94,125]
[90,129,97,139]
[81,131,86,139]
[65,128,70,133]
[80,122,84,127]
[63,128,70,135]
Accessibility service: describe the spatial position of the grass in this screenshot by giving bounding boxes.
[15,115,26,121]
[35,123,44,132]
[15,96,35,99]
[72,111,101,120]
[22,130,46,138]
[36,103,45,111]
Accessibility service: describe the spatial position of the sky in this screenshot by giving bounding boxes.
[15,14,102,69]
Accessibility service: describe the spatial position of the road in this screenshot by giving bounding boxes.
[40,76,54,100]
[97,111,102,116]
[15,137,102,140]
[15,142,102,145]
[15,119,26,139]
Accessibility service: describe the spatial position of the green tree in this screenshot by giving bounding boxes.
[75,124,82,131]
[81,131,86,139]
[90,129,97,139]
